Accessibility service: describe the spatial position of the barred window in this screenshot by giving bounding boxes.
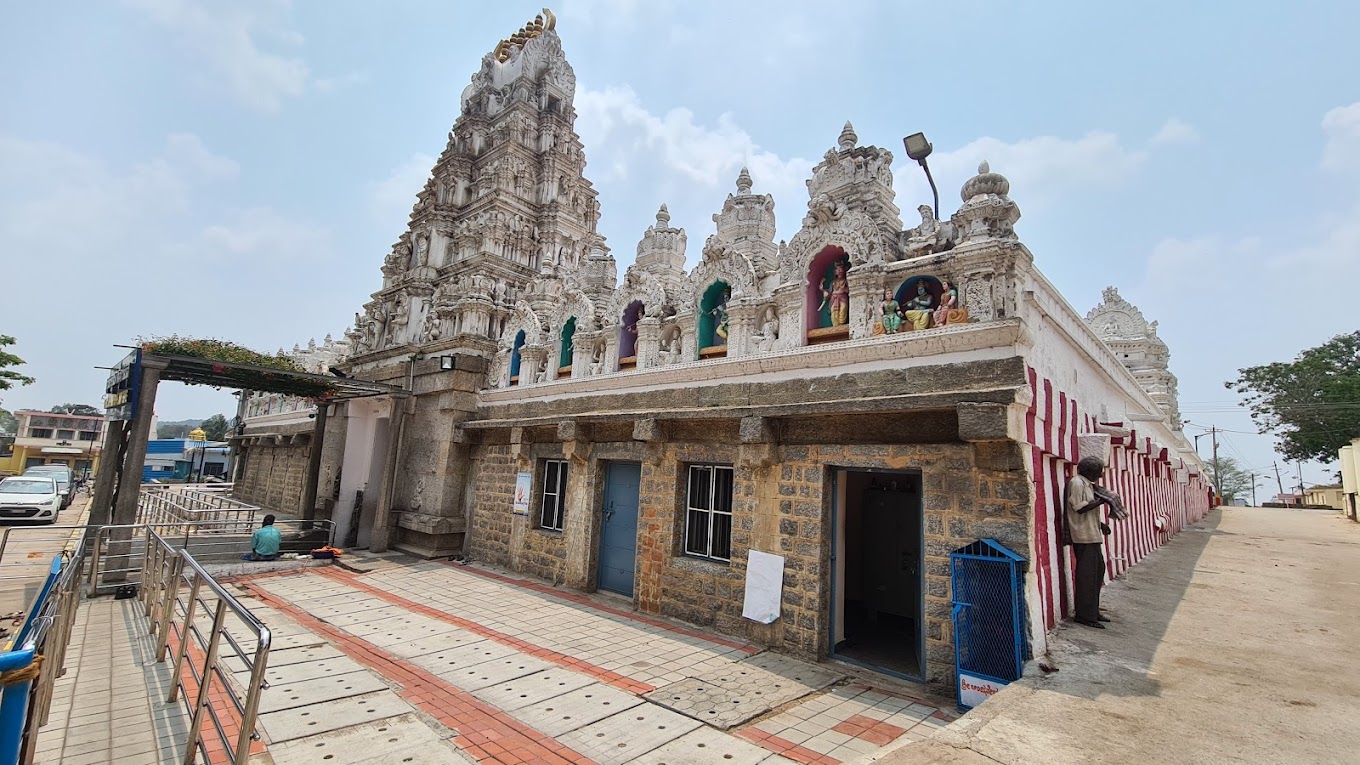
[684,464,734,561]
[540,459,568,531]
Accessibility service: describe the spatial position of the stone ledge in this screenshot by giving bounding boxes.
[394,511,467,534]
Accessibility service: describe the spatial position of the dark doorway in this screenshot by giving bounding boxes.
[832,469,925,680]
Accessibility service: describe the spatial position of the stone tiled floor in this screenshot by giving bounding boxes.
[236,560,957,764]
[34,554,957,764]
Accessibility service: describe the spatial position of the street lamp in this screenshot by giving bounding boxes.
[903,132,940,222]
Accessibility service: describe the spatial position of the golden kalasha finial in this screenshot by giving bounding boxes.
[494,9,555,63]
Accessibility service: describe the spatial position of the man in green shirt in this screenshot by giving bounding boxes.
[243,514,282,561]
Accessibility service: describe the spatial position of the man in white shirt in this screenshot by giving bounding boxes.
[1065,457,1114,628]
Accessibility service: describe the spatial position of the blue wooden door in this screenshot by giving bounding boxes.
[598,462,641,597]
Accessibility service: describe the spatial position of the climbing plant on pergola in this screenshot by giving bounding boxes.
[89,340,406,531]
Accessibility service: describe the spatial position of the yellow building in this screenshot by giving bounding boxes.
[0,410,104,478]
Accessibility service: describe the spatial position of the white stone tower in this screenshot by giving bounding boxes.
[1086,286,1182,427]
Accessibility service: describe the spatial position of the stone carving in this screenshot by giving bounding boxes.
[904,204,955,257]
[414,233,430,268]
[659,327,683,365]
[952,162,1021,244]
[420,307,441,343]
[782,208,889,286]
[589,341,605,375]
[1086,286,1181,424]
[385,296,409,347]
[752,306,780,350]
[933,278,967,327]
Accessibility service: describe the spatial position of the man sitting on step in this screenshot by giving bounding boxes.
[242,514,282,561]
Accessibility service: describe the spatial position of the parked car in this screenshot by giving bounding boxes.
[0,476,61,523]
[24,465,73,509]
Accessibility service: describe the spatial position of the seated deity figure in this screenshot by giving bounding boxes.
[901,282,935,331]
[933,279,959,327]
[659,330,681,364]
[820,259,851,326]
[880,288,903,334]
[753,307,780,350]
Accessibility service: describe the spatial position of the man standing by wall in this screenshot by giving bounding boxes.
[1066,457,1113,628]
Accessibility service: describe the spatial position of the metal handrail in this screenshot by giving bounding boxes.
[141,529,271,765]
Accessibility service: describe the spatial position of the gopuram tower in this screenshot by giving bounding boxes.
[336,9,606,556]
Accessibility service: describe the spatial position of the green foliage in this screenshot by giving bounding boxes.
[200,413,228,441]
[157,421,198,439]
[1227,331,1360,462]
[139,335,305,372]
[138,335,337,398]
[49,403,102,416]
[1205,456,1255,503]
[0,408,16,436]
[0,335,35,396]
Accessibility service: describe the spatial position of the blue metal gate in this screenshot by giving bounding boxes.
[951,539,1027,710]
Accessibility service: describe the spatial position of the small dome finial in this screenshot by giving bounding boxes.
[838,121,858,150]
[736,166,753,194]
[961,159,1010,201]
[656,204,671,226]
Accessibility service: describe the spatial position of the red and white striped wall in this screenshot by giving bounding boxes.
[1025,367,1212,644]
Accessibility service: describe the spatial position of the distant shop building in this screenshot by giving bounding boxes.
[0,410,104,478]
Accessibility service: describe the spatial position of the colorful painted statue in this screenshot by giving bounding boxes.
[933,279,958,327]
[711,288,731,342]
[901,282,934,331]
[880,288,903,334]
[820,259,850,326]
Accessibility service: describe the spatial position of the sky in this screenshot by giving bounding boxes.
[2,0,1358,492]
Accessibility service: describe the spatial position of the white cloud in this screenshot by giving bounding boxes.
[1151,117,1200,146]
[1322,101,1360,173]
[192,207,330,262]
[125,0,309,112]
[314,71,370,94]
[371,153,434,228]
[895,131,1150,212]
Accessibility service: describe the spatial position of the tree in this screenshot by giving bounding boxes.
[0,408,16,436]
[1226,331,1360,462]
[0,335,35,396]
[1204,456,1255,503]
[201,413,228,441]
[49,404,102,416]
[157,422,195,439]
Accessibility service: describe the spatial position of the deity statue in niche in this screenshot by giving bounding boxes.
[819,258,851,327]
[659,329,681,365]
[880,288,903,334]
[933,279,959,327]
[589,342,605,376]
[901,282,934,331]
[709,287,732,342]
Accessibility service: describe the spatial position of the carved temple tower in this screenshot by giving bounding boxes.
[336,10,605,556]
[1086,287,1182,427]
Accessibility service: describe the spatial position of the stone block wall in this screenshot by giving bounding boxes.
[234,438,311,517]
[464,430,1032,693]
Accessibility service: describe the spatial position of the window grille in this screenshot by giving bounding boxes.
[540,459,568,531]
[684,464,734,561]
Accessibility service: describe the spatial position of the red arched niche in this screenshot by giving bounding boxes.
[805,245,850,343]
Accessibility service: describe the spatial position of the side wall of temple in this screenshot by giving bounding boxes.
[232,422,314,517]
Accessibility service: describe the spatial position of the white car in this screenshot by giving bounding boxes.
[0,476,62,523]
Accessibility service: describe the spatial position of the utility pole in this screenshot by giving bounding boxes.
[1273,461,1287,506]
[1210,427,1221,506]
[1296,461,1305,502]
[1249,472,1258,507]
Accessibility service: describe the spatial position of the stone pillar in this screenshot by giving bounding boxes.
[846,263,884,340]
[738,416,782,645]
[635,316,660,369]
[727,300,759,358]
[112,357,166,526]
[87,420,128,529]
[299,403,329,523]
[520,346,547,384]
[772,284,802,349]
[369,396,408,552]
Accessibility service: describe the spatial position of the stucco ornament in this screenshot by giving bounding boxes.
[782,208,887,287]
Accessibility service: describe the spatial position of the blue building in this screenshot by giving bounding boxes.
[144,439,232,483]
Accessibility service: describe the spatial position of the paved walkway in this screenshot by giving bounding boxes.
[878,506,1360,765]
[33,597,191,764]
[228,558,954,764]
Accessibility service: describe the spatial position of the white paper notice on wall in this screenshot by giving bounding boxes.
[742,550,785,624]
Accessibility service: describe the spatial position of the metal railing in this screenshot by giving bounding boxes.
[0,535,86,764]
[85,519,336,596]
[138,484,260,535]
[142,530,270,765]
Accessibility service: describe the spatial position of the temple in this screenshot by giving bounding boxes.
[233,12,1210,691]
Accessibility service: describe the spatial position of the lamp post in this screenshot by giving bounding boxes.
[903,132,940,222]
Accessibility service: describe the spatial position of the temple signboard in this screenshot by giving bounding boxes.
[104,349,142,421]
